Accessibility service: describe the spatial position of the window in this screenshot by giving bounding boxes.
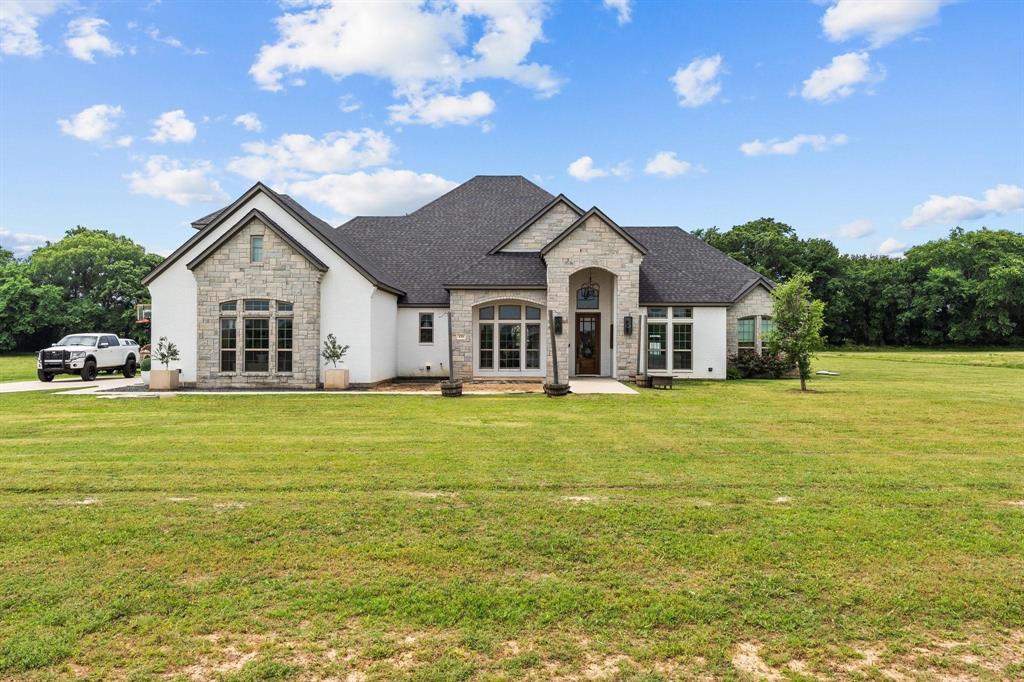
[499,304,521,320]
[419,312,434,344]
[760,317,774,343]
[673,323,693,371]
[277,318,293,372]
[244,299,270,312]
[525,324,541,369]
[479,323,494,369]
[244,318,270,371]
[276,301,293,313]
[220,300,237,312]
[673,307,693,318]
[647,307,667,318]
[101,335,119,347]
[647,323,668,370]
[478,304,542,373]
[738,317,755,351]
[576,283,599,309]
[499,324,521,369]
[250,235,263,262]
[220,318,236,371]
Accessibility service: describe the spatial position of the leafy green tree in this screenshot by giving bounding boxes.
[766,272,825,391]
[26,227,163,344]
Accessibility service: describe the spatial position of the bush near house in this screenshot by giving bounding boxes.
[728,350,795,378]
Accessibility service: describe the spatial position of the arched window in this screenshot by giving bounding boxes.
[477,303,542,372]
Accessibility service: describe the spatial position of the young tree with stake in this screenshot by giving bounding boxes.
[765,272,825,391]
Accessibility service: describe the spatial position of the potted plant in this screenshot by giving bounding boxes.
[150,336,180,390]
[140,356,151,385]
[321,334,350,390]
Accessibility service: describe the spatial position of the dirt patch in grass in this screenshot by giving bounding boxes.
[401,490,457,499]
[1002,500,1024,508]
[211,501,248,510]
[772,495,793,504]
[167,496,196,503]
[732,642,783,681]
[561,495,606,504]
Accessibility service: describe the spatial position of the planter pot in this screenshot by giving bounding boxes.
[324,368,350,390]
[141,370,150,386]
[149,369,180,391]
[440,380,463,397]
[543,383,571,397]
[634,373,650,388]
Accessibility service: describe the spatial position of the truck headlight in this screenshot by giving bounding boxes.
[69,351,86,359]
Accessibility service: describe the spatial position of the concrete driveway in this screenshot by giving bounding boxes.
[0,375,144,394]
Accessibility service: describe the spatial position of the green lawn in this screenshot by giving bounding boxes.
[1,352,1022,681]
[0,353,39,382]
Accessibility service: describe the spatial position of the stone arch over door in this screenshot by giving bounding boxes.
[567,266,617,377]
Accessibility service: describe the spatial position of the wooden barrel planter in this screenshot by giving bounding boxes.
[440,380,463,397]
[543,383,570,397]
[634,374,651,388]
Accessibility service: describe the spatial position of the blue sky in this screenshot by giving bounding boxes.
[1,0,1021,258]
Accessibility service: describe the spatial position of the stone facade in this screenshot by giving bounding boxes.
[193,217,322,388]
[726,284,774,355]
[501,201,580,252]
[449,288,548,380]
[543,214,644,382]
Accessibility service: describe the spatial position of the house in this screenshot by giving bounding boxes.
[143,176,774,388]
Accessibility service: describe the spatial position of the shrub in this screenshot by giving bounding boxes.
[140,357,151,372]
[728,350,795,379]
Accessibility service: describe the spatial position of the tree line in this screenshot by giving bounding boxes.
[695,220,1024,346]
[0,227,164,351]
[1,220,1021,353]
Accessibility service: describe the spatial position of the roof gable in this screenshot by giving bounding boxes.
[143,182,403,294]
[186,208,328,272]
[489,194,584,253]
[540,207,649,256]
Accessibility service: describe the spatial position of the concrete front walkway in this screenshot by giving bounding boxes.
[568,377,638,394]
[0,376,144,394]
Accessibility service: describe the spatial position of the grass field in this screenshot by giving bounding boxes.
[1,351,1022,680]
[0,354,40,382]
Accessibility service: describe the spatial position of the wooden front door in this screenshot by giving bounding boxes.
[576,313,601,375]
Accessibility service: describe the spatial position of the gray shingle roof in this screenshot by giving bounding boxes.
[625,226,772,303]
[336,175,553,304]
[445,252,547,288]
[184,176,770,306]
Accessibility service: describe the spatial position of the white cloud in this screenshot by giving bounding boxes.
[338,94,361,113]
[0,227,50,257]
[286,169,457,216]
[878,237,906,256]
[1,0,67,57]
[57,104,123,142]
[801,51,883,102]
[834,219,875,239]
[227,129,395,183]
[740,133,848,156]
[148,109,197,143]
[249,1,561,127]
[388,90,495,126]
[567,156,628,182]
[822,0,947,48]
[115,135,133,147]
[603,0,632,25]
[65,16,122,62]
[125,156,228,206]
[670,54,723,108]
[901,184,1024,229]
[145,26,206,55]
[644,151,691,177]
[233,112,263,132]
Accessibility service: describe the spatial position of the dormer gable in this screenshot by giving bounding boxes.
[540,206,648,257]
[491,194,584,253]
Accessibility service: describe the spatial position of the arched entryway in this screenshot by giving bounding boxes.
[568,267,616,377]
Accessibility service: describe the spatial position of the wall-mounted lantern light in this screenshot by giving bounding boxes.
[554,315,563,335]
[623,315,633,335]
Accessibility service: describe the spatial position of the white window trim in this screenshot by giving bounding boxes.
[418,312,434,345]
[644,306,696,376]
[473,301,545,377]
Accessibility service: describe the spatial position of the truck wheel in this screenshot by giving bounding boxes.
[37,370,53,382]
[80,360,97,381]
[123,357,137,378]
